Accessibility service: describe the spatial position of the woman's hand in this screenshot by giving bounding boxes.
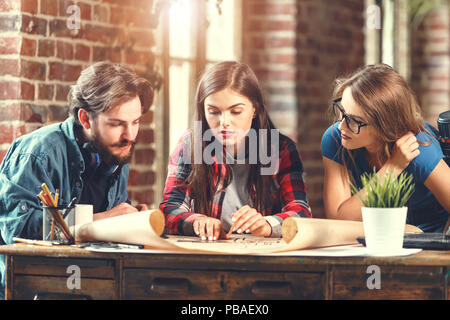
[387,132,420,173]
[228,205,272,238]
[193,216,226,241]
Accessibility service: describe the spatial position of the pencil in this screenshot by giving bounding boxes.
[226,220,236,238]
[49,207,73,242]
[45,205,70,241]
[50,218,56,240]
[41,183,56,206]
[42,190,67,239]
[13,237,54,247]
[38,192,50,206]
[41,183,74,242]
[54,189,59,206]
[52,189,59,240]
[37,191,56,240]
[43,193,53,208]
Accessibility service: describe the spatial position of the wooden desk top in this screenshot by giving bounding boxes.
[1,242,449,269]
[2,242,449,300]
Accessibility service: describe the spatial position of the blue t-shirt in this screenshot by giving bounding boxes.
[321,122,449,232]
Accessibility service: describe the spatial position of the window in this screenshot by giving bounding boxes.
[365,0,393,67]
[364,0,427,81]
[153,0,242,203]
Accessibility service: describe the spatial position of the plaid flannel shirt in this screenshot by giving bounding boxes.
[159,131,311,237]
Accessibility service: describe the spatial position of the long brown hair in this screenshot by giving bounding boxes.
[330,63,431,182]
[187,61,277,216]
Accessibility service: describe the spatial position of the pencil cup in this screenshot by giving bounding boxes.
[42,206,75,243]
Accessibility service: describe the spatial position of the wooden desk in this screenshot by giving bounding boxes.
[1,243,449,300]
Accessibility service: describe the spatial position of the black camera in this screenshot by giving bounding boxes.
[437,110,450,166]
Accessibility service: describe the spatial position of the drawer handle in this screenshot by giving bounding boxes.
[149,277,190,294]
[251,281,292,297]
[33,292,92,300]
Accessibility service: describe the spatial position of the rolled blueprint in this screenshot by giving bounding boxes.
[76,209,177,249]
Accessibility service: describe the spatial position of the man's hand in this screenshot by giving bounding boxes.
[93,202,139,221]
[135,203,148,211]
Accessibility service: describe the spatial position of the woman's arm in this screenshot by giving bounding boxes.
[268,138,311,235]
[323,156,361,220]
[274,141,311,219]
[159,132,205,235]
[323,156,406,220]
[323,132,420,220]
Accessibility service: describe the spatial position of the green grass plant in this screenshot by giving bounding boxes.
[351,169,415,208]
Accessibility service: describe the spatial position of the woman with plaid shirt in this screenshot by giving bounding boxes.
[159,61,311,241]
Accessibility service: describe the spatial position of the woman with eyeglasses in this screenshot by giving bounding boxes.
[321,63,450,233]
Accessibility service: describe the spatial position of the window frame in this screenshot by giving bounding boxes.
[153,0,242,204]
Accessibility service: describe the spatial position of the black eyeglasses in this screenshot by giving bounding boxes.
[332,98,368,134]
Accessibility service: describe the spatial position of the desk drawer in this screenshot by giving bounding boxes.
[332,265,445,300]
[10,256,117,300]
[123,269,324,299]
[13,256,115,278]
[13,275,115,300]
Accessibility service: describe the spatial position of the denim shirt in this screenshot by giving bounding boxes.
[0,117,130,299]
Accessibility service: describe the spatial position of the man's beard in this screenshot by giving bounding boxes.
[90,133,136,167]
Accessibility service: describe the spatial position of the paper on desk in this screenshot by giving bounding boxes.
[76,213,423,255]
[82,243,422,257]
[153,218,368,254]
[257,244,422,257]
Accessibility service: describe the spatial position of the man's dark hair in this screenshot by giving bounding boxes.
[69,61,154,124]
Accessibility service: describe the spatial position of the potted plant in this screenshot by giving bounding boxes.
[351,169,415,255]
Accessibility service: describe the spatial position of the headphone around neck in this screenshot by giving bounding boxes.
[80,142,118,177]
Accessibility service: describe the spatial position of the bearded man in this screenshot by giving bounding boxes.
[0,62,154,299]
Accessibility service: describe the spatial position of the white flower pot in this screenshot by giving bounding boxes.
[362,206,407,254]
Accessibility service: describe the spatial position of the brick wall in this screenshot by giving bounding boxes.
[411,6,450,127]
[243,0,365,218]
[242,0,298,142]
[0,0,157,207]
